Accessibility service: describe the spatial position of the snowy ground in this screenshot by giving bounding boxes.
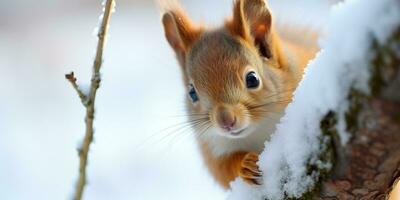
[0,0,333,199]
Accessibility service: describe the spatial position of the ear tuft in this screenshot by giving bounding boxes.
[162,9,202,67]
[162,12,184,51]
[228,0,273,58]
[229,0,251,41]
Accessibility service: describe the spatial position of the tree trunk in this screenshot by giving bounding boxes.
[316,30,400,200]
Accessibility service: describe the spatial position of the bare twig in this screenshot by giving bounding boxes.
[65,0,115,199]
[65,72,88,105]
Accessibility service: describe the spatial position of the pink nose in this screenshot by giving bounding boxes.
[216,106,236,131]
[222,117,236,131]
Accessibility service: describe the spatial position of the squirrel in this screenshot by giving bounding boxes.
[161,0,319,189]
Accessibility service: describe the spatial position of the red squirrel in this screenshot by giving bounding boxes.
[161,0,318,188]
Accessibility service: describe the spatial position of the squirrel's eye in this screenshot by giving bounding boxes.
[188,84,199,103]
[246,71,260,89]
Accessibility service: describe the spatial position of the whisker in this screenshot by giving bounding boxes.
[242,87,295,108]
[157,119,210,150]
[162,115,211,143]
[261,86,296,100]
[248,99,292,110]
[133,116,209,151]
[244,113,280,120]
[196,122,213,140]
[168,112,209,118]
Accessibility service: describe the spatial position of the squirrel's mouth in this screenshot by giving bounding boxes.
[230,128,246,137]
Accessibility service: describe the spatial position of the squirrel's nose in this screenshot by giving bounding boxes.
[216,106,236,131]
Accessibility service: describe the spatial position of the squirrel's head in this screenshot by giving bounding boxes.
[162,0,290,139]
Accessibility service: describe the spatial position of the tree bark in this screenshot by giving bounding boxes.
[315,30,400,200]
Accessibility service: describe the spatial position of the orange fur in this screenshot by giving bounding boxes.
[200,142,262,188]
[161,0,319,189]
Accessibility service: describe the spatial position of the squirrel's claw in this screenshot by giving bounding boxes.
[239,152,263,185]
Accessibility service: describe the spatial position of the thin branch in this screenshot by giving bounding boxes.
[65,72,88,105]
[65,0,115,200]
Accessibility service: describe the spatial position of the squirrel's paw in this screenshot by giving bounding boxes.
[239,152,263,185]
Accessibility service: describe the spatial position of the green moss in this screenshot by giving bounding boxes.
[395,112,400,122]
[274,27,400,200]
[282,112,337,200]
[348,29,400,136]
[345,90,364,135]
[319,111,337,176]
[369,29,400,96]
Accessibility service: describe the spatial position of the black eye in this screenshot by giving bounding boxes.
[188,84,199,102]
[246,71,260,89]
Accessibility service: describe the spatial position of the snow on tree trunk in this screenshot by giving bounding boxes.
[228,0,400,199]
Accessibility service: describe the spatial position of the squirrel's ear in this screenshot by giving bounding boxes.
[229,0,272,58]
[162,11,201,66]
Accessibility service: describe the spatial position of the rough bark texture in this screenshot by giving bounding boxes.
[315,30,400,200]
[319,99,400,200]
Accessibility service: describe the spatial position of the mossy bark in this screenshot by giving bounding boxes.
[309,30,400,199]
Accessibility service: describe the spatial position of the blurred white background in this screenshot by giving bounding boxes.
[0,0,334,199]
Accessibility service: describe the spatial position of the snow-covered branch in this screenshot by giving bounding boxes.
[65,0,115,199]
[229,0,400,199]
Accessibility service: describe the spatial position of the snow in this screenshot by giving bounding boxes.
[2,0,397,199]
[228,0,400,199]
[268,0,334,31]
[0,0,331,199]
[0,1,227,199]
